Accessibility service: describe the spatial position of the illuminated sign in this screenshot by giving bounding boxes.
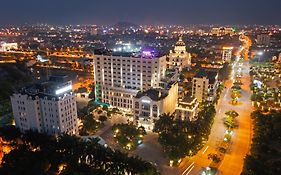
[55,85,72,95]
[141,48,156,58]
[142,51,152,56]
[141,99,151,104]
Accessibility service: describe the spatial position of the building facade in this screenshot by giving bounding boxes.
[192,69,219,102]
[166,36,191,71]
[0,42,18,52]
[94,52,166,110]
[10,76,78,135]
[257,34,270,46]
[211,27,235,36]
[176,97,199,121]
[133,82,178,130]
[222,47,233,63]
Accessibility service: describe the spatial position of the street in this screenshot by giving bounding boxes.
[178,59,253,175]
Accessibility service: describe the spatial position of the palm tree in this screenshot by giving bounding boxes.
[153,113,174,133]
[225,110,239,118]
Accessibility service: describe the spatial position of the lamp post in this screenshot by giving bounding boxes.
[257,51,263,62]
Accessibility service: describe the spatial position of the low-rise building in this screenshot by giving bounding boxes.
[10,75,78,135]
[176,97,199,121]
[133,82,178,130]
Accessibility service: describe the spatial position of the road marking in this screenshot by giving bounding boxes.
[202,146,209,154]
[185,165,195,175]
[182,162,195,175]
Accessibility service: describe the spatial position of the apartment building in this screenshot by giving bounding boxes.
[192,69,219,102]
[10,76,78,135]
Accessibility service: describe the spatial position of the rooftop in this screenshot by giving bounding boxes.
[17,75,72,99]
[135,88,168,101]
[94,48,166,59]
[195,69,218,84]
[175,36,186,47]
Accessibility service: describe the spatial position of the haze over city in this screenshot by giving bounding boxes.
[0,0,281,25]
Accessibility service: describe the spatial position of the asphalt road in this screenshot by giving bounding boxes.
[178,60,253,175]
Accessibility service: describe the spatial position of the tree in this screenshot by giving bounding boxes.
[153,113,174,133]
[224,116,235,129]
[98,115,107,124]
[224,110,238,129]
[225,110,239,118]
[80,114,101,135]
[153,105,216,162]
[112,123,146,151]
[242,111,281,175]
[0,127,159,175]
[219,63,232,81]
[76,87,87,93]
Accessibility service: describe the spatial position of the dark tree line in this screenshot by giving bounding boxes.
[0,126,159,175]
[153,104,216,162]
[242,111,281,175]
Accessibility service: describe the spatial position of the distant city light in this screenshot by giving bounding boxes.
[112,42,141,53]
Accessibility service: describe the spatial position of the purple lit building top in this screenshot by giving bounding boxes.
[96,47,163,59]
[140,48,157,58]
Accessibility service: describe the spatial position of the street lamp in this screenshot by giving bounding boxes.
[257,51,263,62]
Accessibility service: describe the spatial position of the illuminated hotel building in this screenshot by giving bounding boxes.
[94,51,166,110]
[166,36,191,71]
[10,76,78,135]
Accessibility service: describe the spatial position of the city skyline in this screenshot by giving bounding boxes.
[1,2,281,175]
[0,0,281,25]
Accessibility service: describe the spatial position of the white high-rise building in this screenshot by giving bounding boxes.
[167,36,191,71]
[94,51,166,110]
[10,76,78,135]
[222,47,233,63]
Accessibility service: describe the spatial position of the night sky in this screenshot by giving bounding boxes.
[0,0,280,25]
